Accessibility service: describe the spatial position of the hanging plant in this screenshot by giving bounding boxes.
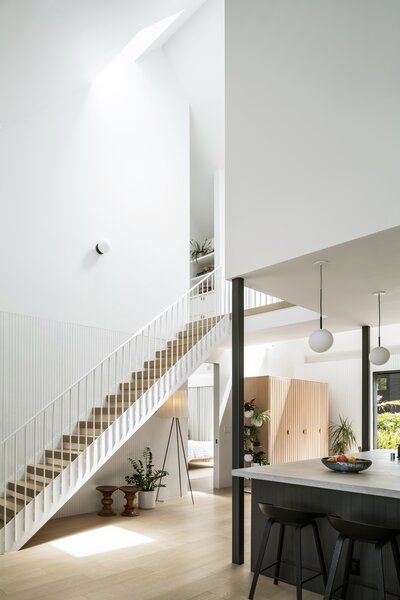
[251,410,271,428]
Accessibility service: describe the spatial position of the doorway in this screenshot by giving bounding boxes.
[373,370,400,449]
[187,363,214,491]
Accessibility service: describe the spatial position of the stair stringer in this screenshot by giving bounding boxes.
[1,315,231,553]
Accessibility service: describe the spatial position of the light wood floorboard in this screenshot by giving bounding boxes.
[0,468,322,599]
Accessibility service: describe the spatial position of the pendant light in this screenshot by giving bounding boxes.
[369,291,390,365]
[309,261,334,353]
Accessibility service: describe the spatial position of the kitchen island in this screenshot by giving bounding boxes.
[233,450,400,599]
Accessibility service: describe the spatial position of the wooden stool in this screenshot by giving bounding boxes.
[96,485,118,516]
[119,486,140,517]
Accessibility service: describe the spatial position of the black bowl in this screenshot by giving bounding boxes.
[321,457,372,473]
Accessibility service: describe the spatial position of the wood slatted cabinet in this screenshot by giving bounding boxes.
[244,376,329,464]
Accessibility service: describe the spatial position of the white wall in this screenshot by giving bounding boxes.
[225,0,400,278]
[0,311,129,442]
[164,0,224,240]
[0,49,189,332]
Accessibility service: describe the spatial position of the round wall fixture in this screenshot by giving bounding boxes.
[96,240,112,255]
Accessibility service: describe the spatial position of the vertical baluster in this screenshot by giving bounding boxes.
[77,382,81,479]
[85,378,88,469]
[24,426,28,529]
[100,364,104,459]
[69,390,72,486]
[33,417,37,517]
[128,341,132,430]
[121,346,125,421]
[147,327,150,409]
[51,404,55,502]
[13,435,17,526]
[3,442,7,537]
[107,359,110,437]
[43,410,46,513]
[93,370,96,449]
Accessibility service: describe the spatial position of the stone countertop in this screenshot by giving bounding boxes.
[232,450,400,499]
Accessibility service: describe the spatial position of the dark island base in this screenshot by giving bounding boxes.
[251,479,400,599]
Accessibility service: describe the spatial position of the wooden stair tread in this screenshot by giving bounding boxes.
[9,479,44,491]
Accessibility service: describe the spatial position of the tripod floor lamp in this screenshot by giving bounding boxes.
[156,390,194,504]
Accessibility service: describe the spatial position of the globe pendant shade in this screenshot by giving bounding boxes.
[309,328,334,353]
[369,345,390,366]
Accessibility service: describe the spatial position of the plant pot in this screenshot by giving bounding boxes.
[251,419,263,427]
[138,490,156,510]
[244,410,254,418]
[244,453,253,463]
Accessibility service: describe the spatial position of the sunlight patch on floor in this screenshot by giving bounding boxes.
[50,525,155,557]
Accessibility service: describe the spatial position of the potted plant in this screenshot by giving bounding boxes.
[252,451,269,466]
[244,450,253,463]
[244,399,256,418]
[190,238,214,262]
[329,415,357,455]
[251,409,271,428]
[125,447,168,509]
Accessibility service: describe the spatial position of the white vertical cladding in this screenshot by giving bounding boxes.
[0,311,129,442]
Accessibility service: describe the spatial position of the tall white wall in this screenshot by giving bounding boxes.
[225,0,400,278]
[0,49,189,332]
[0,311,129,442]
[164,0,224,241]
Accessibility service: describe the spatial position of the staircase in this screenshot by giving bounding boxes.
[0,267,280,553]
[0,268,234,553]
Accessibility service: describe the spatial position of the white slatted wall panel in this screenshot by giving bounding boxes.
[0,311,129,442]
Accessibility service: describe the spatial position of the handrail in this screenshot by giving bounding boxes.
[1,267,222,446]
[0,264,284,553]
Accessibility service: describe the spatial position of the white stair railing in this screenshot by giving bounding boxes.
[0,266,282,552]
[0,267,233,552]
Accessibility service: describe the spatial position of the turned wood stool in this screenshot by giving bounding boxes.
[96,485,118,516]
[119,486,140,517]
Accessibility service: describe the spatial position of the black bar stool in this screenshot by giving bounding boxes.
[325,515,400,600]
[249,503,327,600]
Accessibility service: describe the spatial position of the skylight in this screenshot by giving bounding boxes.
[93,10,184,84]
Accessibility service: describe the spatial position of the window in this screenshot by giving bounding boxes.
[374,370,400,449]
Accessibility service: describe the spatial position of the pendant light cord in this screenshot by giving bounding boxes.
[378,292,381,347]
[319,264,323,329]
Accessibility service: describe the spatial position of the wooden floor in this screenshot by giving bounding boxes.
[0,468,322,599]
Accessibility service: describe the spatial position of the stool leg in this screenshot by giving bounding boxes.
[375,542,386,600]
[249,519,273,600]
[295,525,303,600]
[390,538,400,589]
[324,534,346,600]
[273,523,285,585]
[311,521,327,586]
[341,538,354,600]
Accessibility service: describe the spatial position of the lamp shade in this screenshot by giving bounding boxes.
[309,328,334,353]
[369,345,390,366]
[308,261,334,353]
[157,390,188,418]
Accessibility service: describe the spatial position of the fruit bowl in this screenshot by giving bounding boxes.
[321,457,372,473]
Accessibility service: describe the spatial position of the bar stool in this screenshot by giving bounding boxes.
[325,515,400,600]
[249,503,327,600]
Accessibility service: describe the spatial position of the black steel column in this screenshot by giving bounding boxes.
[232,277,244,564]
[362,326,370,451]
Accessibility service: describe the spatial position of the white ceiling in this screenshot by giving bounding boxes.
[0,0,205,129]
[243,225,400,339]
